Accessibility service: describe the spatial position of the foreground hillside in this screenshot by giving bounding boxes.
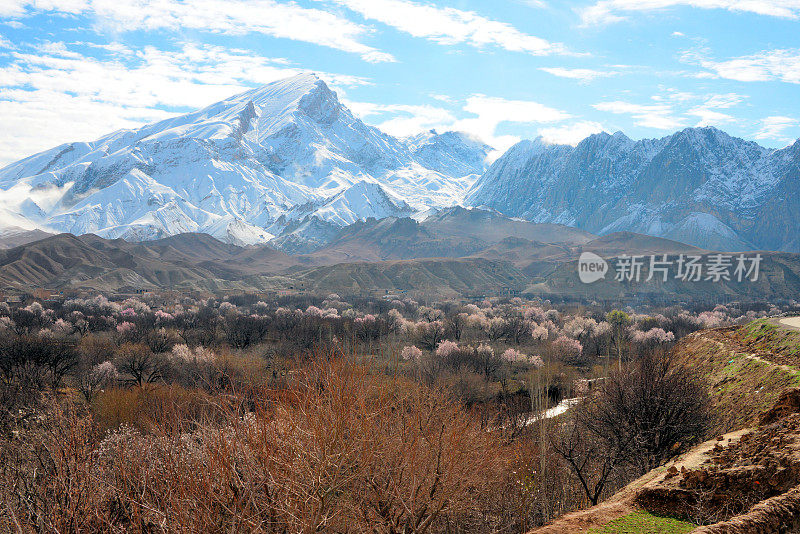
[532,320,800,533]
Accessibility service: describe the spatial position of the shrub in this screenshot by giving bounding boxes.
[4,362,512,532]
[553,335,585,365]
[401,345,422,362]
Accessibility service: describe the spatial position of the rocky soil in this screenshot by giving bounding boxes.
[638,390,800,525]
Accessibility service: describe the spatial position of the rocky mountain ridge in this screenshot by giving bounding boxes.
[467,127,800,252]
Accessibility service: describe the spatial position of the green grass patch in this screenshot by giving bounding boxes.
[741,318,776,340]
[588,511,696,534]
[740,319,800,358]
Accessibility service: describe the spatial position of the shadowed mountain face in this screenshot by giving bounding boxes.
[467,128,800,253]
[307,207,596,263]
[0,233,299,292]
[0,227,54,249]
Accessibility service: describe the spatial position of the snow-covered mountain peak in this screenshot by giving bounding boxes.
[4,75,797,254]
[0,73,486,249]
[575,130,635,153]
[239,72,324,103]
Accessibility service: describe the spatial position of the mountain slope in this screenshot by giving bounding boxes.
[405,130,492,178]
[4,229,800,300]
[0,74,487,246]
[0,227,54,249]
[305,207,596,263]
[467,128,800,252]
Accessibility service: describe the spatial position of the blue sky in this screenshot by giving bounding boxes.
[1,0,799,165]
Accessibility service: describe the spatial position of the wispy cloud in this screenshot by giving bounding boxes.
[326,0,569,56]
[580,0,800,26]
[0,33,15,49]
[350,93,571,153]
[594,91,747,130]
[346,102,457,137]
[687,93,746,127]
[457,95,571,151]
[428,93,455,104]
[3,0,395,63]
[695,49,800,83]
[540,67,617,83]
[755,115,798,144]
[538,121,605,145]
[593,100,686,130]
[519,0,548,7]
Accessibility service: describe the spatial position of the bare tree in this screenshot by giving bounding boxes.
[606,310,629,371]
[224,314,271,349]
[586,350,710,473]
[415,321,446,352]
[552,350,710,506]
[551,408,633,506]
[0,337,77,392]
[114,343,165,387]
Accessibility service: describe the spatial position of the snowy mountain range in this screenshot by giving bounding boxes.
[1,73,798,252]
[467,128,800,252]
[0,74,490,247]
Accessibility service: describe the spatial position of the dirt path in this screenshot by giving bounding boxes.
[779,316,800,331]
[705,336,799,375]
[528,428,749,534]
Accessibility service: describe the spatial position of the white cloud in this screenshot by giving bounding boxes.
[0,33,15,49]
[0,41,368,164]
[429,93,455,103]
[349,94,570,153]
[580,0,800,26]
[593,100,686,130]
[697,49,800,83]
[688,108,735,126]
[595,91,747,131]
[538,121,605,145]
[0,90,172,166]
[456,95,571,151]
[652,88,697,103]
[4,0,394,63]
[687,92,745,126]
[347,102,457,138]
[326,0,568,56]
[540,67,616,83]
[755,115,798,143]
